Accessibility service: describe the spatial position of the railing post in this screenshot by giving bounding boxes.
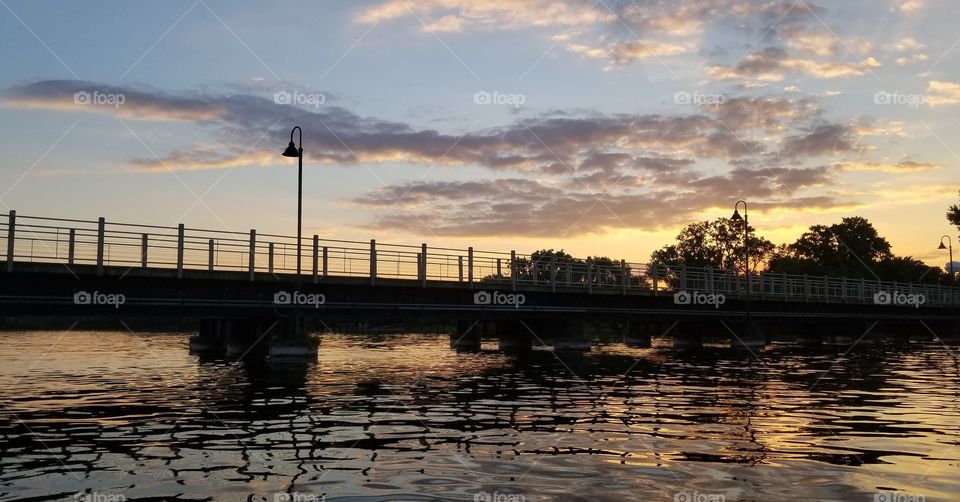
[510,250,517,291]
[458,256,464,282]
[420,243,427,287]
[312,235,319,284]
[550,254,557,293]
[248,230,256,281]
[370,239,377,286]
[68,228,76,266]
[4,210,13,272]
[176,224,185,279]
[859,278,865,304]
[497,258,502,278]
[842,277,848,303]
[566,262,572,285]
[782,272,788,300]
[208,239,215,271]
[652,265,659,296]
[140,233,148,269]
[587,258,593,294]
[621,260,628,295]
[96,217,105,275]
[322,246,328,278]
[468,247,474,288]
[268,242,274,274]
[680,264,687,292]
[804,274,810,301]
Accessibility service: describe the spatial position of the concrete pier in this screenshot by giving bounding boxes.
[192,316,318,358]
[729,318,766,350]
[672,321,704,349]
[497,320,532,352]
[450,319,482,351]
[623,320,655,348]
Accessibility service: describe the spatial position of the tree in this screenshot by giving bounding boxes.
[768,217,892,278]
[649,217,774,273]
[948,190,960,232]
[875,256,945,285]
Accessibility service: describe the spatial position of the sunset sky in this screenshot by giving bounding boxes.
[0,0,957,266]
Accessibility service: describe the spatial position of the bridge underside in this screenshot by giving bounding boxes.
[2,264,959,355]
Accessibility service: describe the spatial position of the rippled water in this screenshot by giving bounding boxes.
[0,331,958,501]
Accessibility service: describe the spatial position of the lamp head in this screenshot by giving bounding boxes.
[731,208,742,222]
[282,141,301,158]
[939,242,948,250]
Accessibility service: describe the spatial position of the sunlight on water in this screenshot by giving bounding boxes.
[0,331,958,501]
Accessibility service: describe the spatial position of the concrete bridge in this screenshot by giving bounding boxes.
[2,210,958,355]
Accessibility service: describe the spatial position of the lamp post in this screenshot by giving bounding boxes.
[940,235,954,306]
[731,200,749,316]
[282,126,303,279]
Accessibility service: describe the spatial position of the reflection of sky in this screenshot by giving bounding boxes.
[0,331,958,499]
[0,1,958,266]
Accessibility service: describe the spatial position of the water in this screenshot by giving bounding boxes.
[0,331,958,501]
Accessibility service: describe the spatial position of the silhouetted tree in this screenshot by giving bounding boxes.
[648,217,774,273]
[768,217,892,278]
[948,190,960,232]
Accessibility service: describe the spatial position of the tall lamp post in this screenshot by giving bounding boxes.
[731,200,749,316]
[940,235,954,306]
[282,126,303,279]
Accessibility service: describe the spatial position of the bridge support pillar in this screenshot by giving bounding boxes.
[730,318,765,350]
[553,320,591,352]
[497,320,532,352]
[450,319,482,351]
[672,321,703,349]
[795,321,824,346]
[192,317,317,358]
[623,320,654,348]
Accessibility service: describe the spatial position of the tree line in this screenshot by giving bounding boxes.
[485,193,960,286]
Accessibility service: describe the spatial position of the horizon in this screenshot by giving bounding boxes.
[1,0,958,268]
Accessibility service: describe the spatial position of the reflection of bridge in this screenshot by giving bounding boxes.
[2,210,958,352]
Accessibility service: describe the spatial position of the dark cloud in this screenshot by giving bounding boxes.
[3,79,867,237]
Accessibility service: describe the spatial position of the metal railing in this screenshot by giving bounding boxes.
[1,210,956,306]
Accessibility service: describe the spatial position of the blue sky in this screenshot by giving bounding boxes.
[1,0,958,264]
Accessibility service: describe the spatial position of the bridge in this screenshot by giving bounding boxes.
[2,210,958,355]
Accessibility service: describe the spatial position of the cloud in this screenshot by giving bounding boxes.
[3,79,873,238]
[927,81,960,106]
[834,160,942,173]
[779,124,861,158]
[893,0,925,14]
[706,48,881,81]
[349,165,844,237]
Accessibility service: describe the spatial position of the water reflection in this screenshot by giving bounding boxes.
[0,331,957,501]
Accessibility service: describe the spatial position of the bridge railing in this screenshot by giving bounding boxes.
[1,210,957,306]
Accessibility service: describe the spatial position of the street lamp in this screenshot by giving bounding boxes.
[940,235,954,305]
[731,200,749,315]
[282,126,303,278]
